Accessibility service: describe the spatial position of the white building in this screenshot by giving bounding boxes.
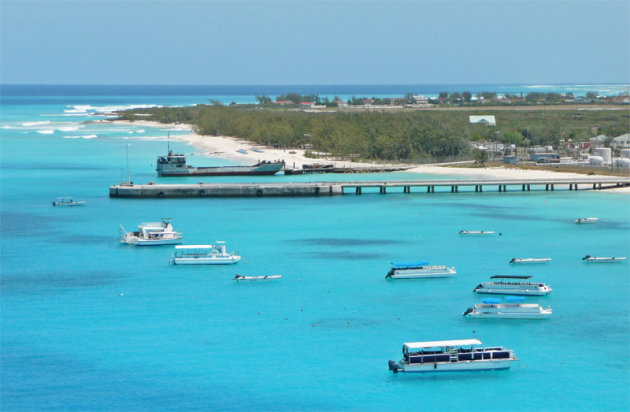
[612,133,630,149]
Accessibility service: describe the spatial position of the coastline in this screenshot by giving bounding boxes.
[108,119,630,193]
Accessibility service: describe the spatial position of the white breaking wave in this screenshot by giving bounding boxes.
[58,126,82,132]
[136,129,145,133]
[64,103,160,115]
[62,134,97,139]
[23,121,51,126]
[37,130,55,134]
[1,125,15,129]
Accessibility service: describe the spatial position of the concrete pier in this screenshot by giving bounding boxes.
[109,178,630,198]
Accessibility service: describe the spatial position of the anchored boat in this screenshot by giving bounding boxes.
[156,151,284,176]
[388,339,517,373]
[385,261,456,279]
[473,276,552,296]
[582,255,627,263]
[459,230,495,235]
[509,257,552,264]
[576,217,599,224]
[463,297,552,319]
[171,242,240,265]
[233,274,282,281]
[52,197,85,206]
[119,219,183,246]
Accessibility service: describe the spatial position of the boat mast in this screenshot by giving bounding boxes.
[126,144,130,184]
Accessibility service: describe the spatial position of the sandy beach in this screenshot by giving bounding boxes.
[109,119,630,192]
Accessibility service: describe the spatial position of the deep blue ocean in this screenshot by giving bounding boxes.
[1,85,629,411]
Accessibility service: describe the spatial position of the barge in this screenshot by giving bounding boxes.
[156,151,284,176]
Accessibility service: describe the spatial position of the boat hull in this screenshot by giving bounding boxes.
[584,258,626,263]
[475,288,551,296]
[401,359,516,373]
[510,259,551,264]
[122,238,183,246]
[467,312,551,319]
[388,272,455,279]
[234,275,281,281]
[158,164,284,177]
[172,256,240,265]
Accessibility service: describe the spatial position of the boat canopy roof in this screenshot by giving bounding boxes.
[505,295,526,302]
[392,261,429,267]
[404,339,481,350]
[175,245,213,249]
[490,275,532,279]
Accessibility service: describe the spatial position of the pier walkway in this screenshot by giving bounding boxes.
[109,177,630,198]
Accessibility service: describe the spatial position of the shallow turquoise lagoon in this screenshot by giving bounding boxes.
[1,91,629,411]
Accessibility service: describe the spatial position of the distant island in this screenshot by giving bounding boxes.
[117,92,629,167]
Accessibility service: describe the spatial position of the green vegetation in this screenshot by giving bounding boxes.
[118,105,629,162]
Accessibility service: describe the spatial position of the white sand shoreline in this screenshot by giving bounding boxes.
[107,119,630,193]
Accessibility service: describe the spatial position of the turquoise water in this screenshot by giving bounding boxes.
[1,87,629,411]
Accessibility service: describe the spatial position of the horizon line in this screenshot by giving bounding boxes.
[2,82,629,87]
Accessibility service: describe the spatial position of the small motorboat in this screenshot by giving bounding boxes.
[119,218,183,246]
[509,258,552,264]
[459,230,495,235]
[576,217,599,224]
[52,197,85,206]
[233,274,282,281]
[582,255,627,263]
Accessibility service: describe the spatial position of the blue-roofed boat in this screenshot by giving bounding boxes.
[388,339,518,373]
[386,261,456,279]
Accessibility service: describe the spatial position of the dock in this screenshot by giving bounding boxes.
[109,178,630,198]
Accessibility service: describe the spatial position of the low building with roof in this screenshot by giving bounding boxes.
[612,133,630,149]
[469,115,496,126]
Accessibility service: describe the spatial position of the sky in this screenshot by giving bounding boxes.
[1,0,629,85]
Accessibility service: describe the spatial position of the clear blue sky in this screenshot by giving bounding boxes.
[1,0,628,85]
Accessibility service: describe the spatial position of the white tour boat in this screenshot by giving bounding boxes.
[385,261,456,279]
[582,255,627,263]
[473,275,552,296]
[233,274,282,281]
[509,257,552,264]
[576,217,599,224]
[52,197,85,206]
[171,242,240,265]
[463,297,552,319]
[119,219,183,246]
[388,339,517,373]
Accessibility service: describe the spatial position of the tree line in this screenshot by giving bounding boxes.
[118,105,628,161]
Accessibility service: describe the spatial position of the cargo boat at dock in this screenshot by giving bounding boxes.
[156,151,284,176]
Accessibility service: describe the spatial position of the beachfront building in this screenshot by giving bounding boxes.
[469,115,497,126]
